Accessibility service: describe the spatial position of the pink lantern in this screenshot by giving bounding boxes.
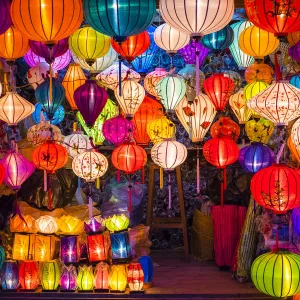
[52,49,72,71]
[24,48,46,67]
[103,115,135,146]
[94,262,109,290]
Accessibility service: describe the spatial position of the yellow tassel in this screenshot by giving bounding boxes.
[73,122,77,132]
[96,177,101,189]
[160,168,163,189]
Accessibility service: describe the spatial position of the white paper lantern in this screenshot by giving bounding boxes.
[144,68,167,98]
[63,132,93,159]
[291,118,300,150]
[35,216,58,234]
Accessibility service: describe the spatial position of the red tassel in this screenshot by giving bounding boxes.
[274,53,282,82]
[223,168,227,190]
[117,170,120,182]
[142,166,145,184]
[48,189,53,210]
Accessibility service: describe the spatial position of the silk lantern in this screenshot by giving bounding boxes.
[35,215,58,234]
[58,216,84,234]
[84,215,106,234]
[1,261,19,290]
[105,214,130,232]
[291,118,300,149]
[144,68,167,99]
[244,81,270,106]
[128,263,144,291]
[60,265,77,291]
[245,62,274,84]
[24,48,46,67]
[288,31,300,46]
[77,265,94,291]
[10,214,36,233]
[203,74,235,111]
[12,233,31,260]
[0,92,35,126]
[33,234,56,262]
[110,231,132,263]
[19,261,39,290]
[51,49,72,71]
[74,80,108,127]
[138,256,153,284]
[290,74,300,89]
[179,40,209,66]
[210,117,240,141]
[84,0,156,43]
[289,42,300,62]
[288,137,300,165]
[32,103,64,125]
[0,245,5,270]
[94,262,109,290]
[60,236,79,264]
[0,0,11,35]
[87,233,110,262]
[109,264,127,292]
[11,0,83,44]
[41,260,60,291]
[222,70,243,94]
[62,63,87,110]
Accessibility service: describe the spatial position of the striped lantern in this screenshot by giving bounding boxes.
[63,132,93,159]
[291,118,300,149]
[144,68,167,99]
[127,263,144,291]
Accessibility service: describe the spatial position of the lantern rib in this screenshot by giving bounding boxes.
[288,255,300,295]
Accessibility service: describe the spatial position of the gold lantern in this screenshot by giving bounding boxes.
[10,215,36,233]
[33,234,56,262]
[109,264,127,292]
[58,215,84,234]
[147,116,176,144]
[12,233,33,260]
[35,216,58,234]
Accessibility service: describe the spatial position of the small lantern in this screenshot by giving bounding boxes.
[60,236,79,264]
[94,262,109,291]
[35,215,58,234]
[138,256,153,285]
[12,233,31,261]
[109,264,127,292]
[245,62,274,84]
[210,117,240,141]
[60,264,77,291]
[1,260,19,290]
[41,260,60,291]
[19,260,39,290]
[0,245,5,270]
[87,233,110,262]
[10,214,36,233]
[84,216,106,234]
[144,68,167,99]
[110,231,132,263]
[33,234,56,262]
[77,265,94,291]
[58,215,84,235]
[245,118,274,144]
[32,103,64,126]
[128,262,144,291]
[147,116,176,144]
[105,214,130,232]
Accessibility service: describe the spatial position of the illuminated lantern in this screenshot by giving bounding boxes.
[290,74,300,89]
[33,234,55,262]
[60,265,77,291]
[290,42,300,62]
[87,233,110,262]
[247,82,300,125]
[222,70,243,94]
[60,236,79,264]
[288,137,300,164]
[288,31,300,46]
[114,79,145,119]
[239,143,274,173]
[62,63,86,111]
[203,74,235,111]
[269,42,290,66]
[109,264,127,291]
[0,26,29,62]
[133,95,163,146]
[63,132,93,159]
[155,75,186,112]
[0,0,11,35]
[84,216,106,234]
[1,150,35,190]
[245,0,300,37]
[12,234,31,260]
[105,214,130,232]
[244,81,269,101]
[154,23,189,53]
[74,80,108,127]
[24,48,46,67]
[245,118,274,144]
[251,251,300,298]
[11,0,83,43]
[245,62,274,84]
[239,26,279,59]
[0,245,5,270]
[10,215,36,233]
[292,207,300,236]
[0,162,5,186]
[97,61,140,90]
[128,263,144,291]
[51,49,72,71]
[19,261,39,290]
[41,260,60,291]
[229,21,255,69]
[138,256,153,284]
[179,40,209,66]
[84,0,156,43]
[144,68,167,99]
[201,25,234,52]
[35,216,58,234]
[229,89,253,124]
[94,262,109,290]
[111,31,150,62]
[77,265,94,291]
[159,0,234,37]
[210,117,240,141]
[0,92,35,126]
[1,261,19,290]
[110,231,131,263]
[291,118,300,149]
[32,103,64,125]
[147,115,176,144]
[58,216,84,234]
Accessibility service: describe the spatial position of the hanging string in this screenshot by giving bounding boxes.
[43,170,47,191]
[196,147,200,195]
[160,167,164,189]
[195,49,200,96]
[88,183,93,219]
[168,172,172,209]
[274,53,283,82]
[223,167,227,191]
[128,175,132,212]
[142,166,145,184]
[276,142,286,164]
[118,55,122,96]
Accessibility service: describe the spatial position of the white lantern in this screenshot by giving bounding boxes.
[144,68,167,98]
[63,132,93,159]
[114,79,145,119]
[154,24,189,54]
[291,118,300,150]
[35,216,58,234]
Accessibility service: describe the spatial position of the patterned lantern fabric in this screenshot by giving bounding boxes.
[58,216,84,234]
[24,48,46,67]
[60,265,77,291]
[51,49,72,71]
[32,103,64,125]
[94,262,109,290]
[109,264,127,291]
[179,40,209,65]
[1,260,19,290]
[63,132,93,159]
[77,265,94,291]
[210,117,240,141]
[35,215,58,234]
[105,214,130,232]
[144,68,167,98]
[244,62,274,84]
[19,261,39,290]
[127,263,144,291]
[41,260,60,290]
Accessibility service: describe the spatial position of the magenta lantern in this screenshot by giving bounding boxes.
[289,41,300,62]
[51,49,72,71]
[0,0,12,35]
[74,80,108,127]
[103,115,135,146]
[24,48,46,67]
[178,40,210,65]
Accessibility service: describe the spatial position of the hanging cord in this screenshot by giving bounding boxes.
[88,182,93,219]
[196,147,200,195]
[128,175,133,212]
[274,53,283,82]
[168,172,172,209]
[118,55,122,96]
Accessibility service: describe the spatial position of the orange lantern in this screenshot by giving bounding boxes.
[210,117,240,141]
[19,260,39,290]
[288,31,300,46]
[12,233,33,260]
[10,215,36,233]
[87,233,110,262]
[244,62,274,84]
[144,68,167,99]
[288,137,300,165]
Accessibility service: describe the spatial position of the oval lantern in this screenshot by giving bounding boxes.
[60,265,77,291]
[1,260,19,290]
[51,49,72,71]
[179,40,209,66]
[0,0,11,35]
[210,117,240,141]
[41,260,60,291]
[127,263,144,291]
[144,68,167,99]
[24,48,46,67]
[245,118,274,144]
[32,103,64,126]
[245,62,274,84]
[35,215,58,234]
[19,261,39,290]
[63,132,93,159]
[244,81,269,102]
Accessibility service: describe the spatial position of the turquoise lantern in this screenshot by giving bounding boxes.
[84,0,156,43]
[0,245,5,270]
[32,103,65,125]
[290,74,300,89]
[201,25,234,52]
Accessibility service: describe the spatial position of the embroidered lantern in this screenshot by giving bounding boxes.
[245,62,274,84]
[58,216,84,235]
[60,236,79,264]
[0,0,11,35]
[110,231,131,263]
[138,256,153,284]
[60,265,77,291]
[94,262,109,290]
[19,260,39,290]
[10,215,36,233]
[87,233,110,262]
[35,216,58,234]
[105,214,130,232]
[144,68,167,99]
[77,265,94,291]
[210,117,240,141]
[109,264,127,291]
[32,103,64,126]
[128,263,144,291]
[1,261,19,290]
[245,118,274,144]
[41,260,60,291]
[84,216,106,234]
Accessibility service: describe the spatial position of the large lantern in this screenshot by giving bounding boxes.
[244,81,270,104]
[0,0,11,35]
[251,164,300,213]
[11,0,83,43]
[51,49,72,71]
[245,62,274,84]
[60,265,77,291]
[110,231,132,263]
[77,265,94,291]
[19,261,39,290]
[87,233,110,262]
[128,263,144,291]
[210,117,240,141]
[144,68,167,99]
[1,261,19,290]
[24,48,46,67]
[41,260,60,291]
[109,265,127,292]
[94,262,109,290]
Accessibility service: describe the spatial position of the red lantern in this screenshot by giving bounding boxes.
[127,263,144,291]
[250,164,300,214]
[210,117,240,141]
[111,31,150,62]
[19,261,39,290]
[133,95,163,146]
[203,74,235,111]
[87,234,110,262]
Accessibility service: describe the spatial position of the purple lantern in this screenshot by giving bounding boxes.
[103,115,135,146]
[60,236,79,264]
[74,80,108,127]
[30,38,69,63]
[60,265,77,291]
[178,40,210,65]
[0,0,12,35]
[24,48,46,67]
[52,49,72,71]
[1,260,19,290]
[288,41,300,62]
[84,216,106,234]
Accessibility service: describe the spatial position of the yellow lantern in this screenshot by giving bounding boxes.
[245,118,274,144]
[239,25,279,59]
[58,215,84,234]
[12,233,33,260]
[33,234,56,262]
[109,264,127,292]
[105,214,130,233]
[62,63,86,110]
[77,265,94,291]
[69,26,110,65]
[147,116,176,144]
[10,215,36,233]
[35,216,58,234]
[41,260,60,291]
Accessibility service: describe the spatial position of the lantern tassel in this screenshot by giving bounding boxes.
[96,177,101,189]
[160,168,164,189]
[117,169,120,182]
[276,142,285,164]
[118,57,122,96]
[43,170,47,191]
[168,172,172,210]
[142,166,145,184]
[223,168,227,190]
[274,53,282,82]
[128,178,132,213]
[195,50,200,96]
[196,148,200,195]
[88,196,93,219]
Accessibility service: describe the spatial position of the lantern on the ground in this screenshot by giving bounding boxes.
[109,264,127,291]
[245,62,274,84]
[144,68,167,99]
[245,118,274,144]
[0,0,11,35]
[60,265,77,291]
[60,236,79,264]
[35,215,58,234]
[138,256,153,284]
[94,262,109,290]
[41,260,60,291]
[87,233,110,262]
[1,261,19,290]
[210,117,240,141]
[32,103,64,126]
[58,216,84,235]
[77,265,94,291]
[110,231,131,263]
[84,216,106,234]
[128,263,144,291]
[105,214,130,232]
[147,116,176,144]
[19,261,39,290]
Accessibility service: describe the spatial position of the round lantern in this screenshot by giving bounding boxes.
[69,26,110,65]
[244,81,269,102]
[1,260,19,290]
[251,251,300,298]
[0,0,11,35]
[105,214,130,232]
[154,23,189,54]
[201,25,234,52]
[151,139,187,171]
[127,263,144,291]
[175,93,216,142]
[109,264,127,291]
[239,25,279,59]
[60,265,77,291]
[245,62,274,84]
[245,0,300,37]
[160,0,234,37]
[24,48,46,67]
[19,261,39,290]
[41,260,60,291]
[32,103,64,126]
[133,96,163,146]
[239,143,274,173]
[203,74,235,111]
[111,31,150,62]
[84,0,156,43]
[51,49,72,71]
[144,68,167,99]
[288,137,300,165]
[77,265,94,291]
[11,0,83,43]
[155,75,186,112]
[35,215,58,234]
[147,116,176,144]
[222,70,243,94]
[229,89,253,124]
[210,117,240,141]
[291,118,300,149]
[63,132,93,159]
[290,74,300,89]
[114,79,145,119]
[94,262,109,290]
[179,40,209,66]
[0,92,35,126]
[245,118,274,144]
[74,80,108,127]
[62,63,86,110]
[72,150,108,182]
[10,214,36,233]
[112,143,147,174]
[288,31,300,46]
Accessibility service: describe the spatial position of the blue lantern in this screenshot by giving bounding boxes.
[32,103,65,125]
[292,207,300,236]
[1,260,19,290]
[110,231,131,263]
[290,75,300,89]
[35,78,66,120]
[239,143,274,173]
[138,256,153,283]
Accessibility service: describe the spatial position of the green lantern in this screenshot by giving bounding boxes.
[41,260,60,291]
[0,246,5,270]
[251,250,300,298]
[77,265,94,291]
[77,99,119,145]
